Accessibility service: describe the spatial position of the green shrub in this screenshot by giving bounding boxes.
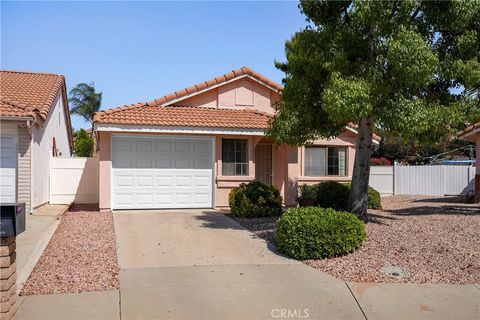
[314,181,350,211]
[229,180,283,218]
[276,207,366,260]
[367,186,382,209]
[74,129,93,157]
[296,184,318,207]
[297,181,382,210]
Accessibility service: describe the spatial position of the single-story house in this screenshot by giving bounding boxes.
[0,70,73,212]
[94,67,379,211]
[457,121,479,202]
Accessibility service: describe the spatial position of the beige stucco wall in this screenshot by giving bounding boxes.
[178,77,279,115]
[31,92,71,208]
[98,131,112,211]
[0,121,32,212]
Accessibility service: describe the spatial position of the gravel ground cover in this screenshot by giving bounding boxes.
[232,196,480,284]
[20,204,119,295]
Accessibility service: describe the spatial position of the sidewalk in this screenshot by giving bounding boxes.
[17,271,479,320]
[15,212,60,293]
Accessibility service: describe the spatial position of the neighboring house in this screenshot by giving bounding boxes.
[457,122,480,202]
[0,70,73,212]
[94,67,379,211]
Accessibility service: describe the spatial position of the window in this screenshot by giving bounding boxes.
[222,139,248,175]
[305,146,347,176]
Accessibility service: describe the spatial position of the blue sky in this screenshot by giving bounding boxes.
[1,1,308,130]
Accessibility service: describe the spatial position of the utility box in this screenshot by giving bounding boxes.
[0,203,26,237]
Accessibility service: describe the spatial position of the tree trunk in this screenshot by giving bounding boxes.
[348,116,374,222]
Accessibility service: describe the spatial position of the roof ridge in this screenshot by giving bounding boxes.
[0,69,64,78]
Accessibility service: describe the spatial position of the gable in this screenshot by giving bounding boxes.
[175,77,280,115]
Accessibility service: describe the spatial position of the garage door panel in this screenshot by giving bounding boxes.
[137,194,154,205]
[175,158,191,169]
[114,140,133,152]
[156,141,172,152]
[112,136,213,209]
[1,135,16,204]
[156,158,172,168]
[136,157,155,168]
[157,175,173,186]
[157,193,174,204]
[114,193,134,206]
[136,140,154,152]
[136,176,154,187]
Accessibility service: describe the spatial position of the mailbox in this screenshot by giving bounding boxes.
[0,203,26,237]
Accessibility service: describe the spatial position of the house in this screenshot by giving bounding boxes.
[94,67,379,211]
[457,121,480,202]
[0,70,73,212]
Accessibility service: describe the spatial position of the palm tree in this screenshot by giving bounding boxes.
[68,83,102,134]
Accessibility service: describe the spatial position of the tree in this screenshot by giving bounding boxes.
[74,129,93,157]
[69,83,102,133]
[269,0,480,221]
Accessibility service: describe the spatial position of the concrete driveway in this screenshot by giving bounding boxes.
[114,209,292,268]
[113,209,365,319]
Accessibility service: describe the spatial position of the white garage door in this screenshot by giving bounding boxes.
[112,136,214,210]
[0,135,17,204]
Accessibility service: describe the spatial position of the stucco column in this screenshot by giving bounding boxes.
[99,132,112,211]
[0,236,17,320]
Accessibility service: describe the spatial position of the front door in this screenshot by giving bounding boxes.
[255,144,273,185]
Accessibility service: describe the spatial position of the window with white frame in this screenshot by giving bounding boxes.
[222,139,248,175]
[304,146,347,176]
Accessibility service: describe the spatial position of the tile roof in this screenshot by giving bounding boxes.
[94,105,271,129]
[94,66,280,129]
[457,122,480,141]
[0,70,73,149]
[0,70,66,120]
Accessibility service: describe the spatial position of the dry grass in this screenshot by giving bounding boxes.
[20,204,119,295]
[234,196,480,284]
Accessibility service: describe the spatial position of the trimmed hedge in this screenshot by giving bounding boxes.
[276,207,366,260]
[297,181,382,210]
[229,180,283,218]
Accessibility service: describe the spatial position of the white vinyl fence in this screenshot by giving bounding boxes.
[50,157,99,204]
[369,164,475,196]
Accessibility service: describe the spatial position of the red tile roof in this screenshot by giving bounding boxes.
[1,70,65,120]
[457,122,480,141]
[0,70,73,149]
[94,67,281,128]
[95,105,271,129]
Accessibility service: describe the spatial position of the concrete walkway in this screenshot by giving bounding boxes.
[15,212,60,293]
[17,210,480,319]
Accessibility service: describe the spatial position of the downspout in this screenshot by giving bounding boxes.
[26,119,34,213]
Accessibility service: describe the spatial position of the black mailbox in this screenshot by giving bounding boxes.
[0,203,26,237]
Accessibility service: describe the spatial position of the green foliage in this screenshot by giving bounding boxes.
[69,83,102,128]
[229,181,283,218]
[367,185,382,210]
[314,181,351,211]
[276,207,366,260]
[269,0,480,219]
[74,129,93,157]
[297,182,382,210]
